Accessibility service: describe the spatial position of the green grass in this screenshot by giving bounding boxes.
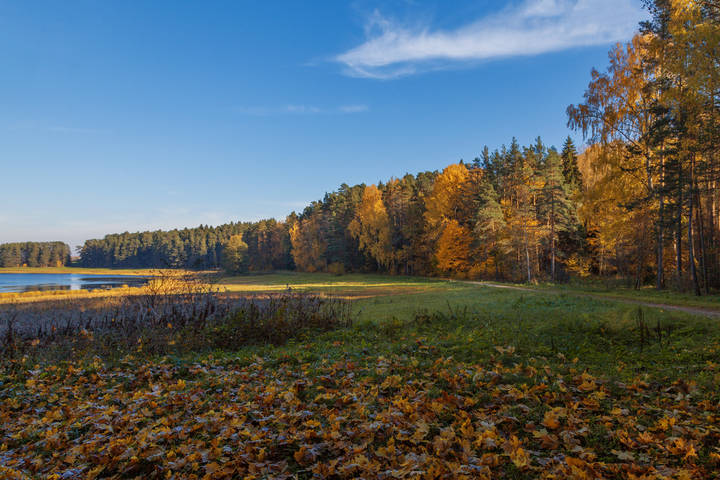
[218,271,720,311]
[348,288,716,386]
[530,280,720,310]
[215,273,720,386]
[10,270,717,384]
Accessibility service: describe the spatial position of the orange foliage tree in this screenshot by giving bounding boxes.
[435,219,474,274]
[348,185,393,270]
[424,163,478,273]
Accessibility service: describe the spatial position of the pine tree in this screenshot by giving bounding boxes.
[474,178,508,278]
[539,149,578,280]
[561,136,582,188]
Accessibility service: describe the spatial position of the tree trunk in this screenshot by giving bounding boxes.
[635,229,646,290]
[688,159,701,296]
[523,226,532,283]
[551,196,556,281]
[713,180,719,290]
[657,199,664,289]
[710,181,718,290]
[695,184,709,294]
[526,244,532,283]
[676,177,683,282]
[657,151,665,289]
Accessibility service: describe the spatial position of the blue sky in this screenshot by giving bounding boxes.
[0,0,647,250]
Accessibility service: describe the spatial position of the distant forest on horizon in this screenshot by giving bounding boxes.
[0,242,72,268]
[3,2,719,294]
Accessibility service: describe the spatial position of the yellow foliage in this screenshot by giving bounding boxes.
[424,163,470,230]
[348,185,393,269]
[435,220,473,274]
[289,217,327,272]
[579,142,651,275]
[565,253,592,278]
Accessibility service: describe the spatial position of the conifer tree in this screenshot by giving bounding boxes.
[474,178,508,277]
[539,149,578,280]
[561,136,582,188]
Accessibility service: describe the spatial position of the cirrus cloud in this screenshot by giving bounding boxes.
[335,0,647,79]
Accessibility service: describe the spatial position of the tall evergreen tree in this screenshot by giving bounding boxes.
[474,178,508,278]
[539,149,578,280]
[561,136,583,188]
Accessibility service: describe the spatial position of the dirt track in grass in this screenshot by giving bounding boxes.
[462,280,720,318]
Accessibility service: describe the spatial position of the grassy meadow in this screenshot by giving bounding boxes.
[1,273,720,478]
[531,281,720,311]
[217,271,449,298]
[216,273,720,383]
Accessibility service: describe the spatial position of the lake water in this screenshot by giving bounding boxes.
[0,273,150,293]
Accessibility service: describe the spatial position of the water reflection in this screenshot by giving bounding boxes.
[0,273,149,293]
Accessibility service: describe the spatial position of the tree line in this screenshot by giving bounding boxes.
[85,138,584,283]
[77,223,253,269]
[0,242,71,268]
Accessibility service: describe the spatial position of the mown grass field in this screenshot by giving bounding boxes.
[2,273,720,478]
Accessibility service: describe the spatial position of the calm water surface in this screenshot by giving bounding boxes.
[0,273,149,293]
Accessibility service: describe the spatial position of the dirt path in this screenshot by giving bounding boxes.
[458,280,720,318]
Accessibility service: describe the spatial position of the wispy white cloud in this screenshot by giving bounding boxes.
[338,104,370,113]
[236,104,369,116]
[335,0,647,79]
